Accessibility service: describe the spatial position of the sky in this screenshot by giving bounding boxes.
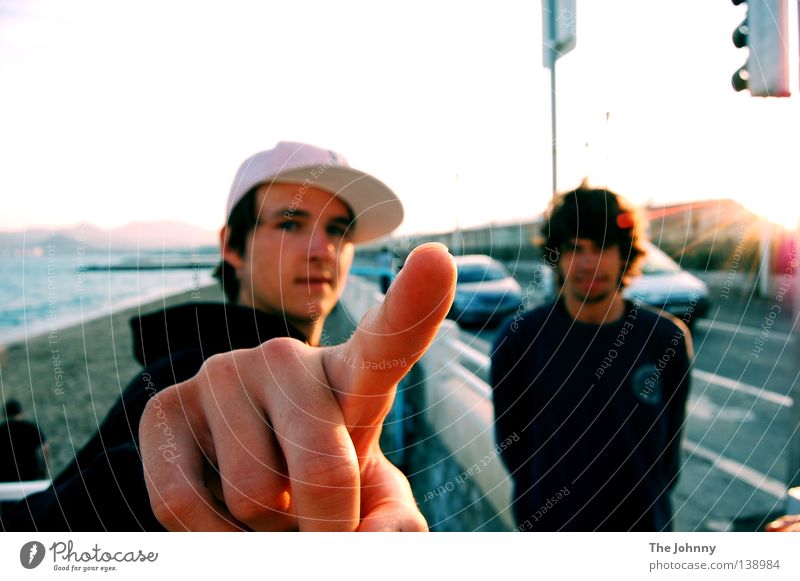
[1,0,799,236]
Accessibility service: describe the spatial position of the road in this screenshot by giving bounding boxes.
[458,291,798,532]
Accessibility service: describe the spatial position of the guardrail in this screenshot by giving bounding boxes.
[421,320,514,529]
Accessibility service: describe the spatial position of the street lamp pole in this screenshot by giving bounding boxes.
[550,53,558,199]
[542,0,576,199]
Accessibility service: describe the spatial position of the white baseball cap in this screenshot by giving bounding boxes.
[226,141,403,244]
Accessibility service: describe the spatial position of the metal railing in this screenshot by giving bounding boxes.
[0,479,51,504]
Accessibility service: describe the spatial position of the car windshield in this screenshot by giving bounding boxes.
[457,263,508,283]
[640,244,681,275]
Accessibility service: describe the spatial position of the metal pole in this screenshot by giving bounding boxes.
[759,221,772,297]
[550,52,557,199]
[793,0,800,495]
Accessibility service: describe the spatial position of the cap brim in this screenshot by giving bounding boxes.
[273,166,403,244]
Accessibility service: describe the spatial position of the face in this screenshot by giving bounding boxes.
[222,183,355,329]
[557,238,623,305]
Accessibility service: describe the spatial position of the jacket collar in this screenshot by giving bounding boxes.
[130,302,307,367]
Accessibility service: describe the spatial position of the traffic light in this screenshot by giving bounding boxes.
[731,0,790,97]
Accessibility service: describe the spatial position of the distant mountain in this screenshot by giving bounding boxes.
[108,221,218,249]
[0,223,105,248]
[0,221,217,254]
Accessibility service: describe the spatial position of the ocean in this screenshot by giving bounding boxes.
[0,248,217,346]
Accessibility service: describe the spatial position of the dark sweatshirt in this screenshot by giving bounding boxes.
[491,300,691,531]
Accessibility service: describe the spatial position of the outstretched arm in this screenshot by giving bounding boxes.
[139,243,456,531]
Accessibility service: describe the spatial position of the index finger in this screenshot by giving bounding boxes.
[324,242,456,427]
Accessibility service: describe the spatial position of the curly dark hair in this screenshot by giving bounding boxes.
[542,185,647,288]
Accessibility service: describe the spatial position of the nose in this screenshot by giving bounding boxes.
[308,228,336,261]
[576,250,600,271]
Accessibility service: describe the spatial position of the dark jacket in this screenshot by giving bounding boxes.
[2,303,305,531]
[491,300,691,532]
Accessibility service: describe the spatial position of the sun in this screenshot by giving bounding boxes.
[745,197,800,232]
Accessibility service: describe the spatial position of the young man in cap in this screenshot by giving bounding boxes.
[491,186,692,531]
[4,142,456,532]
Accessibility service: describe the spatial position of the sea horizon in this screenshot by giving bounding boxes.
[0,249,217,348]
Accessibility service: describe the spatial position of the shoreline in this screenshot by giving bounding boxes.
[0,275,216,349]
[0,283,223,476]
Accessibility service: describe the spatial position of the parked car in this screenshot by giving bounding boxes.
[624,242,710,327]
[449,255,523,327]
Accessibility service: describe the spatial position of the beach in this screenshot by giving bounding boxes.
[0,284,224,476]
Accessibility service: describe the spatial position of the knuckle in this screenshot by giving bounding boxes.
[202,352,238,380]
[140,384,178,423]
[259,337,307,360]
[149,486,196,531]
[298,446,360,490]
[224,484,288,524]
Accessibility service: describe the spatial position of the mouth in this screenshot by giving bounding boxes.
[577,278,607,291]
[296,276,333,288]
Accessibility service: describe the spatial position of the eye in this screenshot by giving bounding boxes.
[327,223,350,238]
[278,220,299,232]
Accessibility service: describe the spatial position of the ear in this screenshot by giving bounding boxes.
[219,226,244,274]
[554,261,565,288]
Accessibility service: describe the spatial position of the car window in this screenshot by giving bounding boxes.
[456,263,508,283]
[640,245,681,275]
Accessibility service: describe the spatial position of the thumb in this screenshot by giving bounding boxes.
[323,243,456,433]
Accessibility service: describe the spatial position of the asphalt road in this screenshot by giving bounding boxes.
[459,290,798,532]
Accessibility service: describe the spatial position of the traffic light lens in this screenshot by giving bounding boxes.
[732,23,748,48]
[731,66,749,92]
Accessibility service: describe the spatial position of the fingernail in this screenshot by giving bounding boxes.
[387,243,451,295]
[407,242,450,260]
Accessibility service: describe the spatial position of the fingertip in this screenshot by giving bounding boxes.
[402,243,456,287]
[407,241,451,259]
[376,243,455,337]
